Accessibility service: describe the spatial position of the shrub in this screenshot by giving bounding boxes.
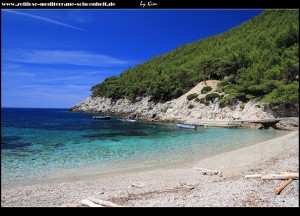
[219,98,227,108]
[215,86,223,93]
[188,104,194,109]
[219,95,237,108]
[187,93,199,101]
[201,86,212,94]
[195,98,200,102]
[240,103,245,109]
[205,93,220,102]
[255,104,261,108]
[199,98,210,106]
[246,94,255,100]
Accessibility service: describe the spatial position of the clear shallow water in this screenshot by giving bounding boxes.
[1,108,289,184]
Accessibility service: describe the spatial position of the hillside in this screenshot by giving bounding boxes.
[70,10,299,128]
[90,10,299,110]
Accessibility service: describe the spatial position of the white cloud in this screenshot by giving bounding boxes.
[4,10,85,31]
[18,84,91,91]
[2,63,23,70]
[2,71,35,77]
[2,49,129,67]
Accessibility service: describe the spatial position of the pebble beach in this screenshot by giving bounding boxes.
[1,131,298,207]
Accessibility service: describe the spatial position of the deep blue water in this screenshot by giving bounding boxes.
[1,108,289,184]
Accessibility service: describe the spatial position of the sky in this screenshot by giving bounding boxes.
[2,9,263,108]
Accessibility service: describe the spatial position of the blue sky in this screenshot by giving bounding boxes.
[2,9,263,108]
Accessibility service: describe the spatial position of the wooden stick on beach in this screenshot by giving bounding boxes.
[81,199,103,207]
[274,178,293,195]
[261,173,298,180]
[88,197,122,207]
[245,174,262,179]
[245,172,298,180]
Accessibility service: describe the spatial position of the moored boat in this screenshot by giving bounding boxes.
[93,115,111,120]
[176,123,197,129]
[119,118,137,122]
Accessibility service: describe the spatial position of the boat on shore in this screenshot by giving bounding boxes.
[93,115,111,120]
[176,123,197,129]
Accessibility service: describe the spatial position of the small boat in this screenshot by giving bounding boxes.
[176,123,197,129]
[119,118,137,122]
[93,115,111,120]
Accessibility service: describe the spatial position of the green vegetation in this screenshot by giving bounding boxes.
[91,10,299,109]
[262,81,299,109]
[201,86,213,94]
[219,95,237,108]
[187,93,199,101]
[205,93,220,102]
[240,103,245,109]
[199,98,210,106]
[188,104,194,109]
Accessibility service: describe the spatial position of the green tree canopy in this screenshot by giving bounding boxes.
[91,10,299,108]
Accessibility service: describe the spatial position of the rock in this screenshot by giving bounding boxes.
[194,168,222,176]
[274,118,299,131]
[69,80,298,130]
[131,182,145,188]
[239,122,264,129]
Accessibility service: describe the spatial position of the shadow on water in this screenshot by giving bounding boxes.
[1,136,65,151]
[1,142,32,150]
[1,136,22,142]
[1,136,33,150]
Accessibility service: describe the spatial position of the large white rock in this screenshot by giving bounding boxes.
[69,80,297,128]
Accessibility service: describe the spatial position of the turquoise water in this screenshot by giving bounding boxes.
[1,108,289,184]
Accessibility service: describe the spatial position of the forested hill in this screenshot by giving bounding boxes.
[91,10,299,109]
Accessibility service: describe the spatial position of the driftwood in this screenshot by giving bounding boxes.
[274,178,293,195]
[181,184,195,190]
[194,167,222,176]
[262,173,298,180]
[88,197,122,207]
[245,172,298,180]
[245,174,262,179]
[80,199,102,207]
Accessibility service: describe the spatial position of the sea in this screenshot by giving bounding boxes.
[1,108,289,185]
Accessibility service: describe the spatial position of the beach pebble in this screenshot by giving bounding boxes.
[131,182,145,188]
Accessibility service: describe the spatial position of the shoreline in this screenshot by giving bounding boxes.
[74,107,299,131]
[1,128,290,188]
[1,131,298,207]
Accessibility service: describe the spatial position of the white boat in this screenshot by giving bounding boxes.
[119,118,137,122]
[176,123,197,129]
[93,115,111,120]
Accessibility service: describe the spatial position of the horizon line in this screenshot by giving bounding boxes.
[1,106,69,109]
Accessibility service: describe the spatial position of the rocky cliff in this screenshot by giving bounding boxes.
[70,80,298,130]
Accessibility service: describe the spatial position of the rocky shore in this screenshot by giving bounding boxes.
[70,81,298,130]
